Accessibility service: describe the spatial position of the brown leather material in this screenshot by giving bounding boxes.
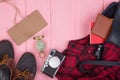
[12,53,36,80]
[91,14,113,39]
[6,58,14,80]
[0,54,14,80]
[13,69,35,80]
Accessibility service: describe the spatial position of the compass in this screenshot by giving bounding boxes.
[33,35,46,58]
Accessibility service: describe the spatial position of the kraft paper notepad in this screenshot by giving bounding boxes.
[90,14,112,44]
[91,14,112,39]
[8,10,47,45]
[90,22,105,44]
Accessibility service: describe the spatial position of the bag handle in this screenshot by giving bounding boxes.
[79,60,120,72]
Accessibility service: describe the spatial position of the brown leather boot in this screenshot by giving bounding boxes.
[12,52,36,80]
[0,40,14,80]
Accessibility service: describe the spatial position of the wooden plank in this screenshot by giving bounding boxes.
[75,0,103,39]
[25,0,55,80]
[0,0,26,63]
[51,0,75,51]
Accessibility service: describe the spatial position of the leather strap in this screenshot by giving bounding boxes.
[79,60,120,72]
[80,61,120,66]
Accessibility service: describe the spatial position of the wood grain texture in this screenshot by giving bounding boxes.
[0,0,118,80]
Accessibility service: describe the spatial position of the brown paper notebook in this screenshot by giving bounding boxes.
[91,14,113,39]
[8,10,47,45]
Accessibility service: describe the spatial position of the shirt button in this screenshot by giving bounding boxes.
[88,50,91,53]
[70,43,75,49]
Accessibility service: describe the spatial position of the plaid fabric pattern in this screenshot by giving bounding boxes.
[56,35,120,80]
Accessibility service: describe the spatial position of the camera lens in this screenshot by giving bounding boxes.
[50,50,55,55]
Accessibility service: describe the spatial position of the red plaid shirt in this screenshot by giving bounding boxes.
[56,35,120,80]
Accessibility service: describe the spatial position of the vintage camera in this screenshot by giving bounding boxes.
[41,49,65,78]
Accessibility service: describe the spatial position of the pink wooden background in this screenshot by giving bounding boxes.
[0,0,118,80]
